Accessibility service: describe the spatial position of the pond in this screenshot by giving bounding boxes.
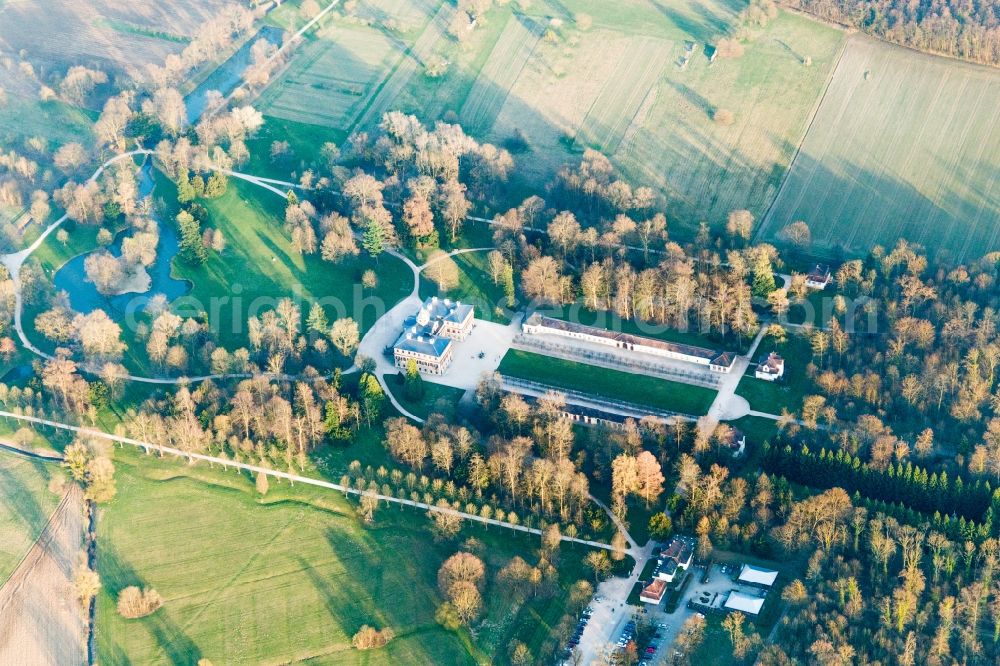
[185,25,285,123]
[53,162,191,319]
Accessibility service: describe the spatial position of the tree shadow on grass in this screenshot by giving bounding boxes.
[664,79,715,118]
[0,461,50,542]
[649,0,736,43]
[756,147,1000,263]
[97,540,202,666]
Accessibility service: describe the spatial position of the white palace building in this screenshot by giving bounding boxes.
[521,314,737,373]
[392,297,474,375]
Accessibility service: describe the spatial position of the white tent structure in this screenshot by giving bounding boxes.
[737,564,778,588]
[724,591,765,616]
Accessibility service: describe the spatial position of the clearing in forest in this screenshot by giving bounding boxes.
[758,35,1000,261]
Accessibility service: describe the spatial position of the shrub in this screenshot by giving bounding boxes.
[714,108,735,126]
[116,586,163,618]
[351,624,395,649]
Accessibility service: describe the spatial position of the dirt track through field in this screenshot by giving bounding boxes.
[0,485,86,666]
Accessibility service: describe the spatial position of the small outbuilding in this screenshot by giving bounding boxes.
[640,579,668,605]
[755,352,785,381]
[805,264,832,290]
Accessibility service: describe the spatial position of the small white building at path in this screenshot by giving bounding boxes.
[755,352,785,381]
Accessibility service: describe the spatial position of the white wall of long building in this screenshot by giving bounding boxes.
[522,322,731,371]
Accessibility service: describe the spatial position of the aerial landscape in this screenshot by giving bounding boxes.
[0,0,998,664]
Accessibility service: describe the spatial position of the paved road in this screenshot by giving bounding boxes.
[700,326,769,436]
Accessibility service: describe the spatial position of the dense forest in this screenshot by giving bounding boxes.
[785,0,1000,65]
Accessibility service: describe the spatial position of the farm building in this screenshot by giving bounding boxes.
[392,298,475,375]
[737,564,779,588]
[521,314,737,373]
[723,591,765,616]
[805,264,832,289]
[755,352,785,381]
[640,579,668,605]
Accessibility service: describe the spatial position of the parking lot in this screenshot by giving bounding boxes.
[561,554,772,664]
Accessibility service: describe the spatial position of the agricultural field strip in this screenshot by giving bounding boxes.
[840,60,967,250]
[759,37,1000,259]
[855,67,998,256]
[458,14,543,132]
[0,486,84,666]
[943,87,1000,259]
[834,55,940,246]
[350,0,453,131]
[0,410,621,553]
[260,25,397,126]
[577,36,671,153]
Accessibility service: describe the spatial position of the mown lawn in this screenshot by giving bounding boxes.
[419,250,511,323]
[498,349,717,416]
[383,372,469,422]
[0,451,62,585]
[169,176,414,351]
[735,333,814,415]
[95,446,595,665]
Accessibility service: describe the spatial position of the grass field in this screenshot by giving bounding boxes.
[0,96,95,146]
[458,14,542,135]
[0,0,233,95]
[610,11,844,233]
[498,349,717,415]
[256,22,402,128]
[758,35,1000,261]
[384,372,468,421]
[0,452,61,585]
[95,448,594,665]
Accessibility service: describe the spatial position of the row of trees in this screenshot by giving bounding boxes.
[788,0,1000,66]
[762,442,995,522]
